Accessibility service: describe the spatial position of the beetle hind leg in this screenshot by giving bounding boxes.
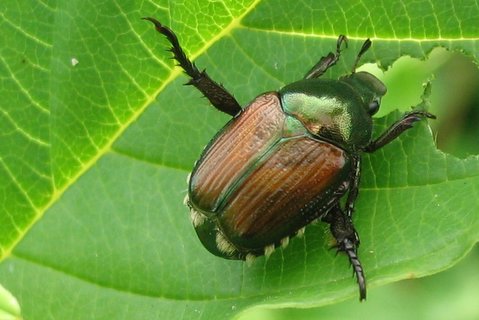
[143,17,242,117]
[339,237,366,301]
[323,204,366,301]
[344,156,361,218]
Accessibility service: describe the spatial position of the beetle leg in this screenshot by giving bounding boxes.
[143,17,242,117]
[303,35,347,79]
[322,205,366,301]
[344,156,361,218]
[364,110,436,153]
[340,236,366,301]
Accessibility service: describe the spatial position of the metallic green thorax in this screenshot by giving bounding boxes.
[279,71,387,151]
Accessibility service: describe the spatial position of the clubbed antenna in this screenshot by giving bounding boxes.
[351,39,372,73]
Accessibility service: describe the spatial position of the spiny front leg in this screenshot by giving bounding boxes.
[304,35,347,79]
[144,17,241,117]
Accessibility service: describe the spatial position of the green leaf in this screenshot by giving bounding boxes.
[240,247,479,320]
[0,0,478,319]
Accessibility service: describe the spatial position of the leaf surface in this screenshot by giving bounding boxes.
[0,0,478,319]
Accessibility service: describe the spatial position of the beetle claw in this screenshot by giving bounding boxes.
[328,243,340,255]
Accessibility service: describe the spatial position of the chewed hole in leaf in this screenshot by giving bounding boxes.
[358,48,479,158]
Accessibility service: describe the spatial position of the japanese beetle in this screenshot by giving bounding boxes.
[144,17,435,301]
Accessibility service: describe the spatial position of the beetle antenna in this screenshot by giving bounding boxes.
[351,39,372,73]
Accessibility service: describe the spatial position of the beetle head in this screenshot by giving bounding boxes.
[340,71,387,116]
[339,38,387,116]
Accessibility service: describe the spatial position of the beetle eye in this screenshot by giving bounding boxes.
[368,100,380,115]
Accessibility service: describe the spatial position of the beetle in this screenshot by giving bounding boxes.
[144,17,435,301]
